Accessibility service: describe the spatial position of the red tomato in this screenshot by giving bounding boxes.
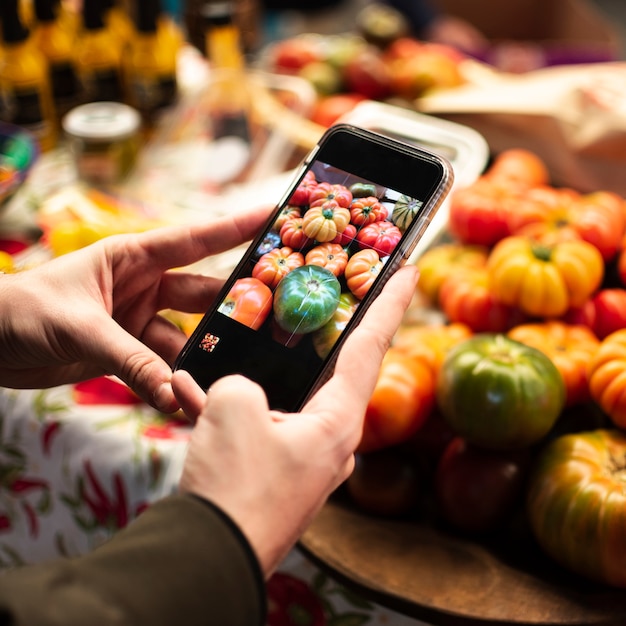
[447,179,515,247]
[252,247,304,288]
[288,174,318,207]
[279,217,312,250]
[271,37,322,73]
[438,267,527,333]
[217,277,273,330]
[331,223,356,246]
[485,148,550,188]
[590,289,626,339]
[356,220,402,256]
[358,347,435,453]
[310,93,366,128]
[435,437,529,534]
[346,448,421,517]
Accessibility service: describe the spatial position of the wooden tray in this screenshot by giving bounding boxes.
[299,497,626,626]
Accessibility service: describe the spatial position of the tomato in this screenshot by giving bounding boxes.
[349,196,387,226]
[288,177,318,207]
[346,448,421,517]
[279,217,312,250]
[485,148,550,188]
[273,205,301,231]
[304,243,348,277]
[439,267,527,333]
[218,277,273,330]
[589,288,626,339]
[308,182,353,209]
[508,187,625,263]
[587,329,626,428]
[359,347,435,453]
[271,37,322,73]
[310,93,366,128]
[311,292,359,358]
[330,222,356,247]
[301,201,351,243]
[349,182,377,198]
[392,322,472,380]
[252,247,304,289]
[507,321,600,407]
[273,265,341,334]
[415,242,488,305]
[356,220,402,256]
[527,429,626,588]
[437,334,565,450]
[447,178,515,247]
[253,230,282,260]
[345,248,382,300]
[435,437,529,534]
[487,236,604,318]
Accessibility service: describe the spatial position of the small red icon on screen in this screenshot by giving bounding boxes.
[199,333,220,353]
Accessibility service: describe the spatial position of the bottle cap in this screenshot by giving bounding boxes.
[62,102,142,142]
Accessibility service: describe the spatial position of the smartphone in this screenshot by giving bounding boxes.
[174,123,453,412]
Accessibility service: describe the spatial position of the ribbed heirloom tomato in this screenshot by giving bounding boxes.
[345,248,382,300]
[252,247,304,288]
[508,321,600,406]
[359,347,435,453]
[587,329,626,428]
[527,429,626,588]
[487,236,604,318]
[436,334,565,450]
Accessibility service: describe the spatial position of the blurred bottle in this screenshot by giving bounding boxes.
[74,0,124,103]
[33,0,81,122]
[125,0,180,126]
[0,0,57,151]
[103,0,134,49]
[202,0,255,185]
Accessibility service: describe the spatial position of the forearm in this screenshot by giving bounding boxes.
[0,494,266,626]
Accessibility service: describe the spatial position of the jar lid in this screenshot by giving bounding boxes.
[62,102,141,142]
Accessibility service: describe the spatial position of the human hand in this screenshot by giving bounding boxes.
[172,264,419,575]
[0,207,272,412]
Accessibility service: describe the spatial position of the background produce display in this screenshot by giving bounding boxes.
[264,25,467,128]
[346,147,626,590]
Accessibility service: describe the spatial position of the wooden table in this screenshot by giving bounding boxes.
[300,496,626,626]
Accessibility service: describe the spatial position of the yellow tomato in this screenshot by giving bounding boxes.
[487,236,603,318]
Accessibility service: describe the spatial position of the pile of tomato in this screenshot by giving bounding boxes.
[349,148,626,589]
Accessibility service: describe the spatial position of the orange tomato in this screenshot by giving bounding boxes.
[587,329,626,428]
[392,322,472,380]
[358,347,435,453]
[304,243,348,277]
[415,242,489,305]
[485,148,551,188]
[508,321,600,406]
[345,248,382,299]
[439,267,527,333]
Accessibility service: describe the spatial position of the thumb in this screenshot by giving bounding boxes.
[83,318,178,413]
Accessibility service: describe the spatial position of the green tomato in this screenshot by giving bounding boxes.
[312,292,359,358]
[527,429,626,588]
[349,182,378,198]
[436,333,565,450]
[273,265,341,334]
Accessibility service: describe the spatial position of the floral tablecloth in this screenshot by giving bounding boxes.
[0,379,430,626]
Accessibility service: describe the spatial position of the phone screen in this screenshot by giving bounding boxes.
[175,125,451,411]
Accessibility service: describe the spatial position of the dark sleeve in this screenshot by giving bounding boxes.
[0,494,267,626]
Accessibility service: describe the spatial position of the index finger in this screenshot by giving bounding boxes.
[127,205,275,271]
